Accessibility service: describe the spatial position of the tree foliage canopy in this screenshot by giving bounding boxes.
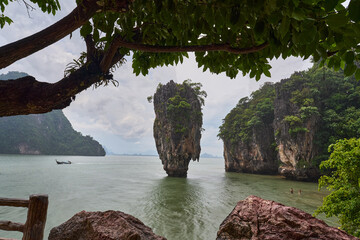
[218,82,275,144]
[315,138,360,237]
[0,0,360,116]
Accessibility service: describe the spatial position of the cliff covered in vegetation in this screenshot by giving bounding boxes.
[152,80,206,177]
[219,64,360,181]
[0,71,106,156]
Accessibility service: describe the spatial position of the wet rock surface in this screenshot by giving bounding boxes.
[217,195,357,240]
[153,80,202,177]
[48,210,167,240]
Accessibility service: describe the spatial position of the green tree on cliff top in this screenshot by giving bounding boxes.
[0,0,360,117]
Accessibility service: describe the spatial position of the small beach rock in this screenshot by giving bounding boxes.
[48,210,166,240]
[217,195,358,240]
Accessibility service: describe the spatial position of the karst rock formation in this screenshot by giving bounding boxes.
[153,80,203,177]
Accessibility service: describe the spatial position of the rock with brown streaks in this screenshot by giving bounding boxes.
[217,195,358,240]
[48,210,167,240]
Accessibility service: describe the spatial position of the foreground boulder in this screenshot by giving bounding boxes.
[217,195,357,240]
[48,210,166,240]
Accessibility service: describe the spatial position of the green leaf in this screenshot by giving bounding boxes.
[327,57,335,68]
[291,8,307,21]
[93,29,100,42]
[355,69,360,80]
[292,0,299,7]
[254,21,265,37]
[302,0,316,4]
[264,69,271,77]
[299,25,317,43]
[80,22,92,37]
[230,6,240,25]
[343,51,355,65]
[348,0,360,22]
[155,0,162,13]
[344,63,357,76]
[250,70,256,78]
[326,13,349,29]
[279,17,291,39]
[324,0,340,11]
[333,57,341,71]
[268,11,282,24]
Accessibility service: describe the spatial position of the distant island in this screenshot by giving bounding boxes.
[0,71,105,156]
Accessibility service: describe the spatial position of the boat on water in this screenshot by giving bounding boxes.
[55,160,72,164]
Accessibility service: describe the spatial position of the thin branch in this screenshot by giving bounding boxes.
[85,34,96,60]
[22,0,36,18]
[100,37,122,72]
[327,51,338,57]
[112,36,269,54]
[0,0,100,69]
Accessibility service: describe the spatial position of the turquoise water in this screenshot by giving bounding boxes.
[0,155,337,239]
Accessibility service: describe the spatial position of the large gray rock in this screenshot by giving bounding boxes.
[217,195,357,240]
[48,210,166,240]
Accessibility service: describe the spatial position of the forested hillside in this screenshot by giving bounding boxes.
[0,71,105,156]
[218,64,360,181]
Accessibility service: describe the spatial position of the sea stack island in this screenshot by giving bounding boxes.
[152,80,205,177]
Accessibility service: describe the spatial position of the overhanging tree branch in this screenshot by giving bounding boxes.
[0,0,129,69]
[0,0,99,69]
[0,33,126,117]
[0,62,103,116]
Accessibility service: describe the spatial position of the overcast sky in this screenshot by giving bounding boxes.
[0,1,313,156]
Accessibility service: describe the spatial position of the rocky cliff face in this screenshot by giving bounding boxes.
[274,77,320,181]
[219,71,328,181]
[223,122,277,174]
[153,80,202,177]
[220,83,278,175]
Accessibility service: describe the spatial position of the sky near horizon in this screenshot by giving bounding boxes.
[0,1,313,156]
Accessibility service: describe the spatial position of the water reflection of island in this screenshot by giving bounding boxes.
[140,177,208,240]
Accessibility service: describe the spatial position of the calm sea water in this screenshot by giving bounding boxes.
[0,155,337,240]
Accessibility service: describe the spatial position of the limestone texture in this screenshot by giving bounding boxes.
[153,80,202,177]
[274,78,320,181]
[221,77,321,181]
[223,122,277,174]
[217,195,358,240]
[48,210,166,240]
